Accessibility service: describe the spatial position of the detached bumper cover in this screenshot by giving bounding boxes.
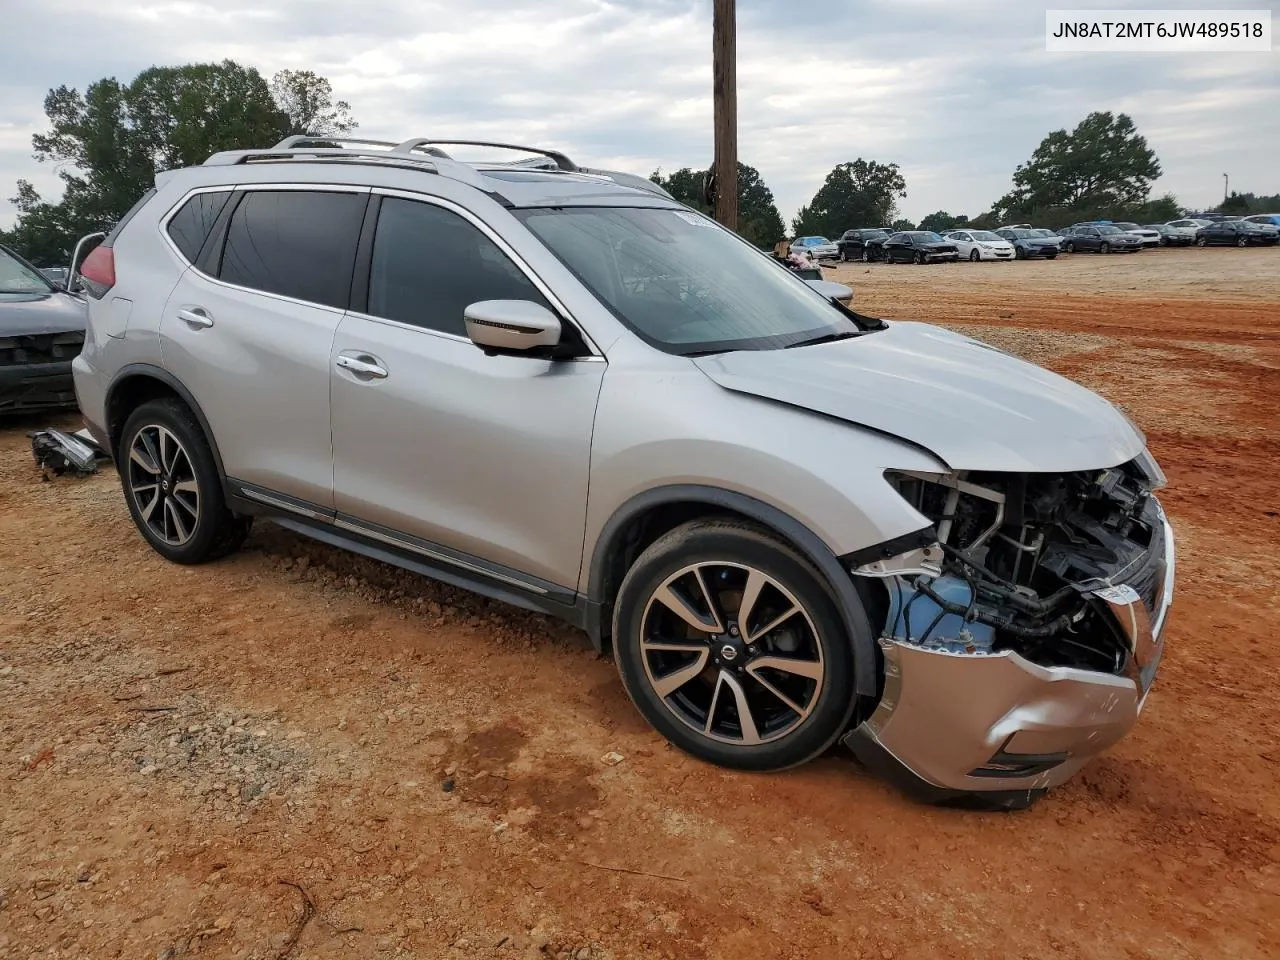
[848,509,1175,805]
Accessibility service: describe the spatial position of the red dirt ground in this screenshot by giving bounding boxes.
[2,248,1278,959]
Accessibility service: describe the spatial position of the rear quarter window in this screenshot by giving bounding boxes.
[166,190,233,263]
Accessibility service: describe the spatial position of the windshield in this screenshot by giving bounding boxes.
[1114,222,1140,230]
[912,232,945,242]
[1096,226,1123,235]
[806,237,830,245]
[0,247,55,295]
[1032,229,1055,237]
[970,230,1002,241]
[1007,229,1034,238]
[517,207,858,354]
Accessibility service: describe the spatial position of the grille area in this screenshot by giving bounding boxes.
[0,331,85,367]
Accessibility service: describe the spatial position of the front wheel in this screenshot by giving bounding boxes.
[840,249,850,262]
[968,249,980,262]
[914,251,926,265]
[1100,242,1111,254]
[613,520,856,771]
[1237,236,1248,247]
[1196,237,1208,247]
[119,399,250,564]
[1064,241,1075,254]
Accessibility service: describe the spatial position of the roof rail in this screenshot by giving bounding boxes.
[203,143,490,191]
[391,139,579,172]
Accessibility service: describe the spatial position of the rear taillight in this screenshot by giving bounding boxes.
[79,246,115,299]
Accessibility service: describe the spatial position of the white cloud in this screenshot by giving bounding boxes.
[1,0,1276,231]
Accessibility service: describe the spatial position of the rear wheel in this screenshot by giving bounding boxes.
[914,251,926,265]
[1237,236,1248,247]
[1064,241,1075,254]
[1100,241,1111,254]
[1196,237,1208,247]
[613,520,856,771]
[840,248,850,262]
[119,399,250,564]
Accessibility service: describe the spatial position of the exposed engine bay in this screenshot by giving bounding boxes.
[865,458,1168,678]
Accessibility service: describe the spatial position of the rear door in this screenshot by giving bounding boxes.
[160,185,368,509]
[329,192,605,590]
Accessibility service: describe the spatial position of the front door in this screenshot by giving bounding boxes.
[330,193,605,590]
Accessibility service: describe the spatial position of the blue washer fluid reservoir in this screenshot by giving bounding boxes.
[885,576,997,655]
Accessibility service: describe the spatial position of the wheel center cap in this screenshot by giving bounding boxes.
[719,644,738,662]
[159,478,170,493]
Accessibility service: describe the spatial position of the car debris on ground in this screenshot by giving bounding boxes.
[30,426,109,478]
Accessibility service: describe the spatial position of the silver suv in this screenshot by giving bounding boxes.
[72,136,1174,808]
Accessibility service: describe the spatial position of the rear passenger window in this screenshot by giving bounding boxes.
[166,190,232,263]
[366,197,549,336]
[219,190,366,309]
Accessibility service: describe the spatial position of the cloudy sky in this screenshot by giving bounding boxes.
[1,0,1276,229]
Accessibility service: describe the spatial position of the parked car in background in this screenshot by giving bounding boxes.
[994,227,1060,260]
[1029,228,1063,248]
[881,231,960,264]
[39,266,71,287]
[71,134,1175,809]
[789,236,840,260]
[836,228,890,262]
[1195,220,1279,247]
[1244,214,1280,230]
[1146,224,1193,247]
[1,243,88,414]
[1165,219,1211,242]
[1111,222,1161,247]
[943,229,1015,262]
[1060,225,1144,254]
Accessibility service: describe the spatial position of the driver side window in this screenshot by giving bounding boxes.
[366,197,550,336]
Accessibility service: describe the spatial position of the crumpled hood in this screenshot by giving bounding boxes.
[693,321,1145,472]
[0,293,87,336]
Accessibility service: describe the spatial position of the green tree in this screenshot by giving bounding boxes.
[271,69,357,137]
[890,218,916,232]
[1219,191,1251,214]
[917,210,957,233]
[994,112,1161,223]
[3,61,356,264]
[650,162,786,249]
[791,160,906,238]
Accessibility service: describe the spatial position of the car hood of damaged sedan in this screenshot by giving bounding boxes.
[0,291,87,336]
[693,321,1145,473]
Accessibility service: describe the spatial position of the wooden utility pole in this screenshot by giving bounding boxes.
[712,0,738,230]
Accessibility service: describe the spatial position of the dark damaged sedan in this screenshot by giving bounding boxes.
[882,231,960,264]
[0,244,87,415]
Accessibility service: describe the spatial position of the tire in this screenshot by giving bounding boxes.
[1158,237,1167,247]
[612,519,857,772]
[1237,236,1248,248]
[118,399,250,564]
[1196,237,1208,247]
[1014,246,1026,260]
[1064,241,1075,254]
[1100,242,1111,254]
[1046,253,1057,260]
[860,248,871,263]
[914,251,926,265]
[968,249,980,262]
[840,248,850,262]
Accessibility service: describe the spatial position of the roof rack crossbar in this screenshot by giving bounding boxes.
[393,139,579,172]
[273,135,402,150]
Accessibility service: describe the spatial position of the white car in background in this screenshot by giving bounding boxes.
[944,229,1016,261]
[1112,222,1161,247]
[789,236,840,260]
[1165,218,1212,242]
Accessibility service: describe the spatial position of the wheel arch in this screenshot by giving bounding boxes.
[585,484,879,697]
[105,364,226,480]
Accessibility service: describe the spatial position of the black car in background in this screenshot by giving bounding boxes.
[836,228,891,262]
[1195,220,1279,247]
[1145,224,1194,247]
[1059,225,1143,254]
[995,227,1060,259]
[881,231,960,264]
[0,244,88,414]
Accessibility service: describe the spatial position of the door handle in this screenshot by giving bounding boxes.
[176,307,214,329]
[336,353,389,379]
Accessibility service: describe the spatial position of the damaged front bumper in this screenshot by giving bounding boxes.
[847,505,1175,809]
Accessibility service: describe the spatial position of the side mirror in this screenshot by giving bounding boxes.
[464,300,562,354]
[804,279,853,305]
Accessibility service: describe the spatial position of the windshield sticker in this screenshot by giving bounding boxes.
[674,211,716,228]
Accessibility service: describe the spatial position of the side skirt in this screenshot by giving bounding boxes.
[225,480,589,630]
